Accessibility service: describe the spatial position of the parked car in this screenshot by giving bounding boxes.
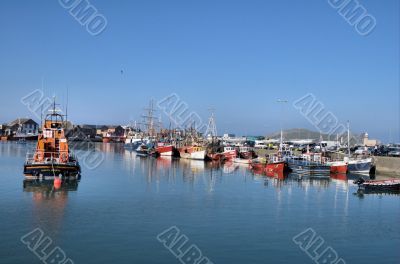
[254,141,267,149]
[298,144,308,152]
[388,147,400,157]
[354,146,369,155]
[373,145,389,156]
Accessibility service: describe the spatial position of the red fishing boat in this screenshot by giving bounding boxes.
[222,146,237,160]
[206,146,236,161]
[265,161,287,174]
[156,143,174,156]
[264,152,289,174]
[327,161,348,174]
[250,158,267,175]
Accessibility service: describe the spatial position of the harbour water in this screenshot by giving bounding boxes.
[0,142,399,264]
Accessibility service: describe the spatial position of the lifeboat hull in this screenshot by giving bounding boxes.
[23,163,81,180]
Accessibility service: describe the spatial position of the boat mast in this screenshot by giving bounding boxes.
[141,99,158,142]
[347,120,350,156]
[40,77,44,129]
[336,133,339,149]
[66,86,69,128]
[205,108,217,142]
[277,99,288,152]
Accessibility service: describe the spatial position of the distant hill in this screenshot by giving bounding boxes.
[266,128,363,144]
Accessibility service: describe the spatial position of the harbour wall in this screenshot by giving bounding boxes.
[373,156,400,177]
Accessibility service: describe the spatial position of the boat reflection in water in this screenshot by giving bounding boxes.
[23,179,79,195]
[118,144,392,198]
[266,170,286,180]
[23,179,79,232]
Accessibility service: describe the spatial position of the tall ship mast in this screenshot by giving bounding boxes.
[140,99,160,139]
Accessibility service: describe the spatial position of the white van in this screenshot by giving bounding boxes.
[255,140,267,149]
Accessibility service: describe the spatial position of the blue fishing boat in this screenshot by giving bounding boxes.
[286,153,330,177]
[346,157,373,175]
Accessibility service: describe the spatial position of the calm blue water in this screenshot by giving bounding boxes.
[0,142,399,264]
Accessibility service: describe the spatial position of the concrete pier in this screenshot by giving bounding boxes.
[373,156,400,177]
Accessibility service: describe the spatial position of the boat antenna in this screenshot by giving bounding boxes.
[40,77,44,128]
[277,99,288,152]
[40,104,43,129]
[66,86,69,128]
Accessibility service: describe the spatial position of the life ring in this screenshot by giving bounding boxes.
[35,152,43,162]
[60,153,68,163]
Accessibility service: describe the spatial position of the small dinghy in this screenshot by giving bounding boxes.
[354,178,400,192]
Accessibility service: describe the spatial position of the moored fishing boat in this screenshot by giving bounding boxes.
[222,146,237,160]
[156,142,175,156]
[23,102,81,180]
[206,146,237,161]
[135,143,150,157]
[346,157,373,175]
[286,153,330,176]
[265,160,288,174]
[343,122,374,175]
[124,131,143,150]
[179,146,206,160]
[250,157,267,172]
[206,143,225,162]
[264,152,289,174]
[326,161,348,174]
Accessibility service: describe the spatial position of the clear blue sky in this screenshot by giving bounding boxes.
[0,0,398,141]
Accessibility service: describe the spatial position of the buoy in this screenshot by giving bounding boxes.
[54,177,62,190]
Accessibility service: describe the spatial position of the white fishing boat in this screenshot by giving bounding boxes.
[124,129,143,149]
[179,146,206,160]
[344,122,374,175]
